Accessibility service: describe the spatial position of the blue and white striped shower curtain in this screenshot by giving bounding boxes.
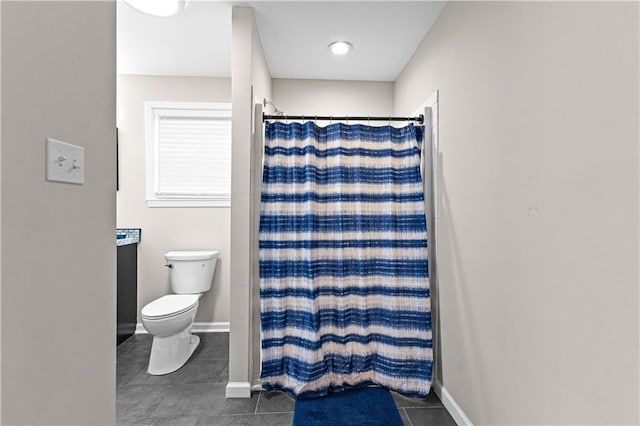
[259,121,432,398]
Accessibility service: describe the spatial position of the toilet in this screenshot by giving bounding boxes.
[141,250,218,375]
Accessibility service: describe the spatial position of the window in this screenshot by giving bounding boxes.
[145,102,231,207]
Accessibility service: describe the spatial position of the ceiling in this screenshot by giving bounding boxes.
[117,1,445,82]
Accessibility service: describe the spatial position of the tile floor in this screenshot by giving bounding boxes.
[117,333,456,425]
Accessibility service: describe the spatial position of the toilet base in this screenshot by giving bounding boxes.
[147,329,200,375]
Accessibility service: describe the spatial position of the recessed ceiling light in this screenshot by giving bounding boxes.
[328,41,353,55]
[123,0,186,18]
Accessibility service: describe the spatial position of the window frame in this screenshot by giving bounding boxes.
[144,101,232,208]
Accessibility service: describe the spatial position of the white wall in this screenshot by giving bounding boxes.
[1,2,116,424]
[117,75,231,325]
[272,78,394,117]
[395,2,639,424]
[0,1,3,419]
[249,13,273,389]
[252,22,272,108]
[228,6,272,397]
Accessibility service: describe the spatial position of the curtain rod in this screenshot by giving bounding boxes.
[262,113,424,125]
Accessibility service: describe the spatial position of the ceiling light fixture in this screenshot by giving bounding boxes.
[123,0,187,18]
[328,41,353,55]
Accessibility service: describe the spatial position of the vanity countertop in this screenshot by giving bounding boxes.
[117,228,141,246]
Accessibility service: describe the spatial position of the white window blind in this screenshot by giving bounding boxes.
[145,102,232,207]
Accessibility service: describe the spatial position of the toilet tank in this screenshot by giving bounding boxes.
[164,250,218,294]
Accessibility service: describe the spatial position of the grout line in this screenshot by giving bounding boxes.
[254,390,261,414]
[403,408,414,426]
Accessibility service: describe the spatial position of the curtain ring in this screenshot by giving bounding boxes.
[314,115,318,125]
[346,115,349,125]
[330,115,333,125]
[367,116,370,126]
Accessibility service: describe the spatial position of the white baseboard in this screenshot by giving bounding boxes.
[433,380,473,426]
[135,321,230,334]
[193,322,230,333]
[226,382,252,398]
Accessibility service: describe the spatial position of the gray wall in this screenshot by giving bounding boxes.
[1,2,116,424]
[117,74,232,325]
[272,78,394,117]
[394,2,639,424]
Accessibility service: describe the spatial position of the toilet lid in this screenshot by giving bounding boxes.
[141,295,199,319]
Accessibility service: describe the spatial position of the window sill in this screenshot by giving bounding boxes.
[146,198,231,208]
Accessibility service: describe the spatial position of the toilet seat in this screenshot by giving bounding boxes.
[142,295,199,320]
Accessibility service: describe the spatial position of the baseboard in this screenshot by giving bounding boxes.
[193,322,230,333]
[433,380,473,426]
[135,321,230,334]
[226,382,252,398]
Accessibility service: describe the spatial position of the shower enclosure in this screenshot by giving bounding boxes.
[247,97,441,392]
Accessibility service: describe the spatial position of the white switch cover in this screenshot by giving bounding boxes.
[46,138,85,184]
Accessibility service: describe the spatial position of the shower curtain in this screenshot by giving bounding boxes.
[259,121,432,399]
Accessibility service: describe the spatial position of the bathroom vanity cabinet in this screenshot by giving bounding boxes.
[117,229,141,345]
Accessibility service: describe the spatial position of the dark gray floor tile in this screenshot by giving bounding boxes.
[151,384,259,418]
[117,385,167,420]
[128,357,228,385]
[193,333,229,360]
[404,407,456,426]
[118,334,153,361]
[197,412,294,425]
[117,359,149,386]
[256,391,294,413]
[393,390,443,408]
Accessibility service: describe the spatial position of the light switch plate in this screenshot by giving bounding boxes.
[46,138,85,184]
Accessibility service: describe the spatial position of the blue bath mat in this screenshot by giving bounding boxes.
[293,387,403,426]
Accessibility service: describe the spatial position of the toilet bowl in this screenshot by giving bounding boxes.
[142,295,200,375]
[141,250,218,375]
